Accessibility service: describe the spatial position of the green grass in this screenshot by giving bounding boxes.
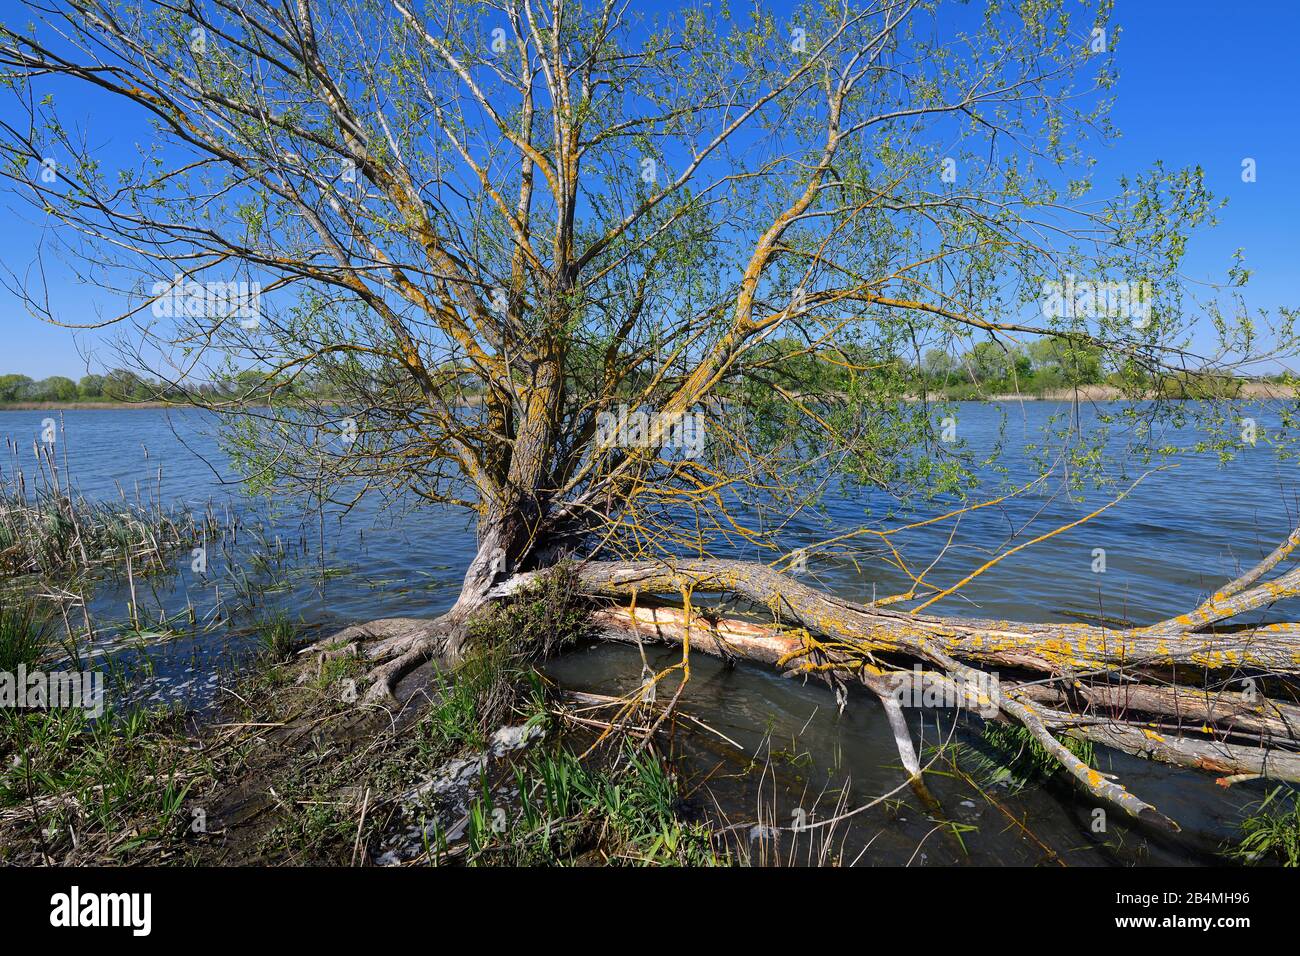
[0,597,225,863]
[0,564,731,867]
[255,612,299,663]
[0,597,50,671]
[466,744,724,866]
[0,701,205,863]
[421,562,590,747]
[1231,786,1300,866]
[250,568,727,866]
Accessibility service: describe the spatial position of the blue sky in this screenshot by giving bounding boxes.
[0,0,1297,379]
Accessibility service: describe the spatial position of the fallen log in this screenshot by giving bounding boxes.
[1056,722,1300,785]
[338,530,1300,833]
[550,559,1300,676]
[591,604,1300,782]
[1011,681,1300,743]
[587,603,1180,828]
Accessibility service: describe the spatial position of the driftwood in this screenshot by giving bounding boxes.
[493,542,1300,831]
[319,525,1300,835]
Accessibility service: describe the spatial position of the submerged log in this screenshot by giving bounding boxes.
[1011,682,1300,743]
[1057,722,1300,784]
[539,550,1300,829]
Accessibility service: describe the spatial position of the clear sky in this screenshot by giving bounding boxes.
[0,0,1297,379]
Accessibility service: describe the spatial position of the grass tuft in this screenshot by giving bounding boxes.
[255,612,299,663]
[1231,786,1300,867]
[0,597,51,672]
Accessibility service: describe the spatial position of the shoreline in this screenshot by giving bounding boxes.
[0,401,175,410]
[2,382,1296,411]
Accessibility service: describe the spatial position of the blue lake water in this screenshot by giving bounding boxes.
[5,401,1299,703]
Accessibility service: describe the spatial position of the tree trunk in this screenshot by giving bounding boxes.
[520,559,1300,677]
[330,509,538,701]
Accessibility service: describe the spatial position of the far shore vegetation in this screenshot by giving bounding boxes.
[3,340,1296,410]
[0,367,337,407]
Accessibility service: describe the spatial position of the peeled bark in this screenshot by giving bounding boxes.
[532,558,1300,677]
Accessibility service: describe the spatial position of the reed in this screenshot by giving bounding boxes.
[0,438,215,581]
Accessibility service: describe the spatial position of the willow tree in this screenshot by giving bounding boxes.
[5,0,1300,827]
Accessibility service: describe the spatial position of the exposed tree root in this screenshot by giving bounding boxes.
[305,614,462,703]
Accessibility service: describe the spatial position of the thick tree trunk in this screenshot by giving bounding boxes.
[349,497,551,698]
[446,513,518,630]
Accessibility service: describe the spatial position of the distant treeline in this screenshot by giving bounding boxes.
[747,338,1285,399]
[0,371,142,403]
[1,341,1285,406]
[921,339,1106,395]
[917,340,1286,398]
[0,369,346,404]
[780,339,1285,399]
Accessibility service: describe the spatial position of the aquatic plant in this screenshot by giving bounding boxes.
[958,721,1096,794]
[0,447,214,581]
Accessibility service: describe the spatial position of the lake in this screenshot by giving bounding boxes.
[2,402,1296,864]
